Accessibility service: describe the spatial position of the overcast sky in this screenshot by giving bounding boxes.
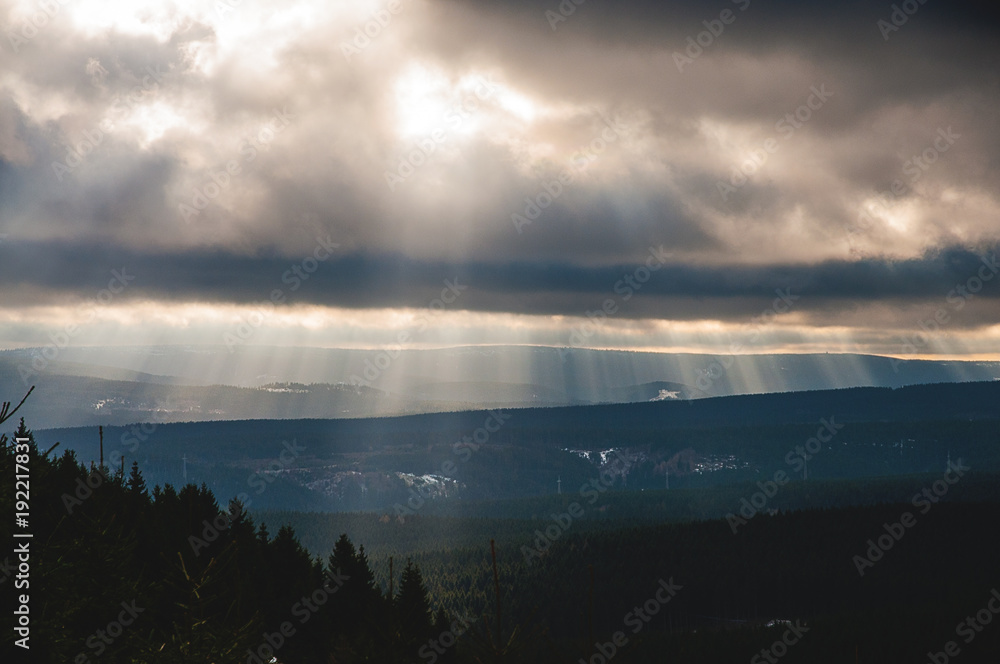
[2,0,999,358]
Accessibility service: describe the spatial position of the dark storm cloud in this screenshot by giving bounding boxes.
[3,239,997,326]
[448,0,1000,47]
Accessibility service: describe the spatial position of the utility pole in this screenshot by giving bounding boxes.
[588,564,594,646]
[490,539,501,637]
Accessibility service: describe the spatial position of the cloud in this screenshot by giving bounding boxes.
[1,0,999,352]
[2,239,998,329]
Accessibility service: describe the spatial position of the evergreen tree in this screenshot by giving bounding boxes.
[327,534,382,623]
[395,560,434,650]
[319,534,383,660]
[127,460,148,496]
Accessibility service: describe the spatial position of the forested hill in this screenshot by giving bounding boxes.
[29,380,1000,513]
[8,415,1000,663]
[38,379,1000,460]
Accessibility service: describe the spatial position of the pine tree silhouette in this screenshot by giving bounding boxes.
[127,460,148,496]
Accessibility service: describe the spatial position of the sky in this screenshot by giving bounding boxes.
[1,0,999,359]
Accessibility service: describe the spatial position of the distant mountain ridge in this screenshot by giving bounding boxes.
[3,345,999,428]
